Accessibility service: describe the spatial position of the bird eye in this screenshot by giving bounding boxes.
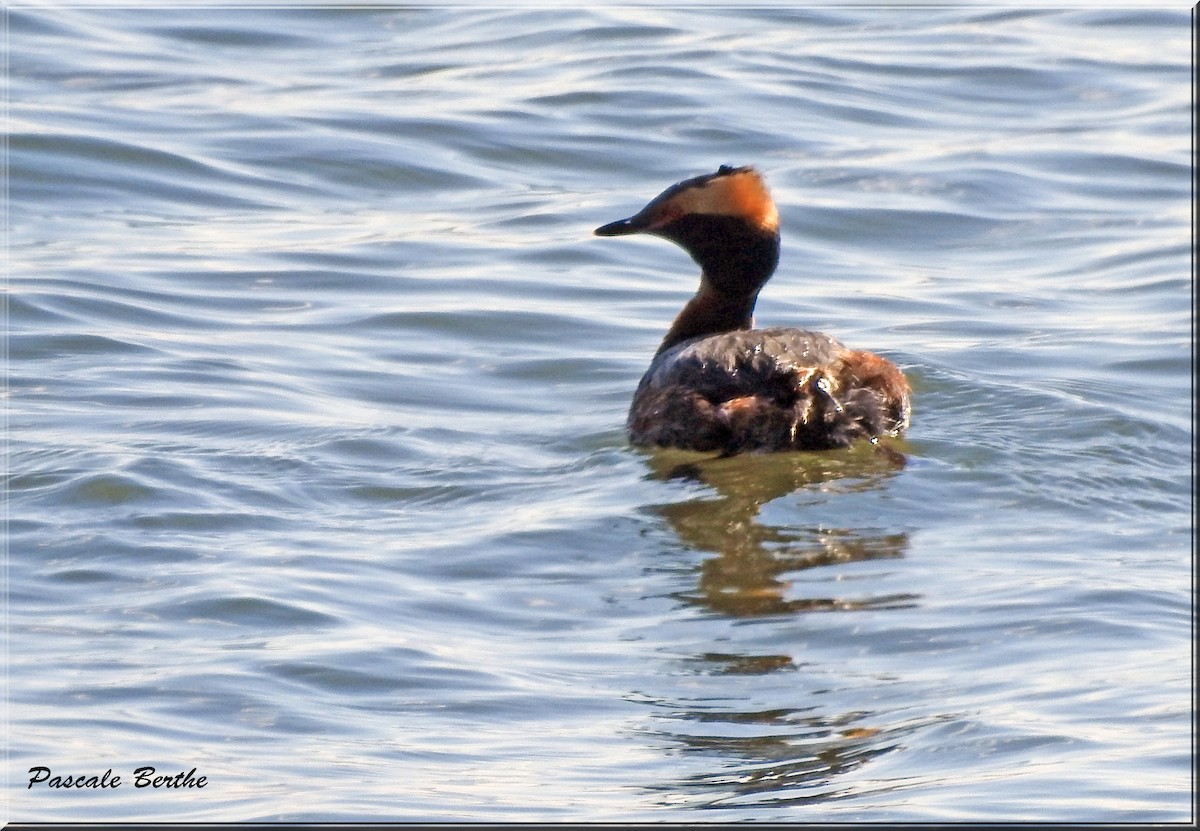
[648,201,686,226]
[652,205,685,228]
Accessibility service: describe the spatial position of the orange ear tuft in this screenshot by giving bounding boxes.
[724,170,779,232]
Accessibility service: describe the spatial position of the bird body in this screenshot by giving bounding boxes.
[596,165,910,455]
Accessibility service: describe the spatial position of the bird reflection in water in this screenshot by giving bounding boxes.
[646,441,914,618]
[640,699,923,810]
[637,442,925,810]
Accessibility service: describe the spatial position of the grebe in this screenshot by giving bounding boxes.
[596,165,911,455]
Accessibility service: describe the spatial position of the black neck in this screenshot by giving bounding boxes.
[660,214,780,296]
[654,215,780,354]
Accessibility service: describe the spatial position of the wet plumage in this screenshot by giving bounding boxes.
[596,165,911,455]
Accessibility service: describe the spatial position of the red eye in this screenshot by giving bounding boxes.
[650,205,684,229]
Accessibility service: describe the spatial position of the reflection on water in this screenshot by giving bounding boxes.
[637,443,923,810]
[643,704,924,811]
[647,443,915,618]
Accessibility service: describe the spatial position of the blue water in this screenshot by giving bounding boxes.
[6,5,1193,823]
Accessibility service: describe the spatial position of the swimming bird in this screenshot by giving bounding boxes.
[595,165,911,455]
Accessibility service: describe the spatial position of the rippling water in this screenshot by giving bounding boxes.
[7,5,1193,823]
